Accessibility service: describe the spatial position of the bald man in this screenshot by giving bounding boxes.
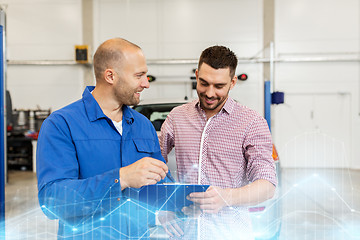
[37,38,170,239]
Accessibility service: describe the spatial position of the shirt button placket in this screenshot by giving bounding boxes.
[114,179,121,201]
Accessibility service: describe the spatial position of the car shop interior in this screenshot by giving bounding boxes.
[0,0,360,239]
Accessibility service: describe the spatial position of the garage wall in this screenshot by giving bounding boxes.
[1,0,84,111]
[93,0,265,113]
[273,0,360,169]
[3,0,265,114]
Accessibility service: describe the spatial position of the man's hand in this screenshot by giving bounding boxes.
[119,157,168,190]
[158,211,184,237]
[186,186,231,214]
[181,204,202,217]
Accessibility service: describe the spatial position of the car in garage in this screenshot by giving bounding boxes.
[133,99,282,240]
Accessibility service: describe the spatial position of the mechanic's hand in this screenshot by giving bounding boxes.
[181,204,202,218]
[119,157,168,190]
[186,186,231,214]
[158,211,184,237]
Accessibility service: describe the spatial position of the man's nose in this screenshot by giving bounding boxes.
[205,86,215,98]
[141,75,150,88]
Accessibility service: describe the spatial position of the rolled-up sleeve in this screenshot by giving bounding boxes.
[243,116,277,187]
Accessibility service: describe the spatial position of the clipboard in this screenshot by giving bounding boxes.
[123,184,209,211]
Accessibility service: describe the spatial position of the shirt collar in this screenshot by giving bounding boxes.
[122,104,135,125]
[222,97,235,114]
[82,86,134,124]
[194,97,235,116]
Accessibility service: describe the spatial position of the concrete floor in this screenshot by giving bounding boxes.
[279,168,360,240]
[3,168,360,240]
[4,171,58,240]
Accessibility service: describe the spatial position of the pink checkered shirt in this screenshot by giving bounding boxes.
[160,97,277,239]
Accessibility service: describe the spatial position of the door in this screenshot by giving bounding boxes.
[273,93,351,168]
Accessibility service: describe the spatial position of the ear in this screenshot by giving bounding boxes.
[195,69,199,79]
[230,75,237,90]
[104,69,115,84]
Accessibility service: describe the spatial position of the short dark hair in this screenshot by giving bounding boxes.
[198,45,238,78]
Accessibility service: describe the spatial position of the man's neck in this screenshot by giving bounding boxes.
[92,86,123,122]
[205,110,217,120]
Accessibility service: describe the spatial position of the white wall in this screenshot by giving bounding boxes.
[94,0,265,113]
[273,0,360,169]
[2,0,84,111]
[3,0,265,112]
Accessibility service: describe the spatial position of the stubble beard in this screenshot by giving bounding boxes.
[114,87,140,106]
[199,95,222,111]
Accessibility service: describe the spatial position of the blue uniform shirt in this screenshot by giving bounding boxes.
[37,86,167,239]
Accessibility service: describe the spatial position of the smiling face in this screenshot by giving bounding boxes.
[196,63,237,118]
[112,48,149,106]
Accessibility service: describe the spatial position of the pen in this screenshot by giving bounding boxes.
[166,171,176,183]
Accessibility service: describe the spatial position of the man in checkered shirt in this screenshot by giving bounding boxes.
[159,46,277,240]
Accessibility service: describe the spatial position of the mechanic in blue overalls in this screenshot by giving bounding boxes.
[37,38,171,240]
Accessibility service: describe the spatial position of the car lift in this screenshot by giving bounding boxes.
[0,8,6,237]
